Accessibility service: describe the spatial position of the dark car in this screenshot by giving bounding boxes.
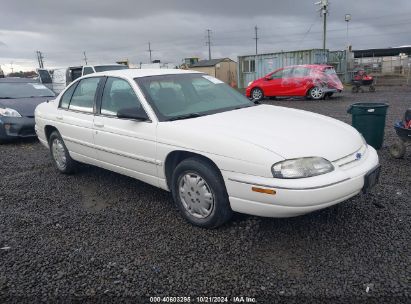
[0,78,55,142]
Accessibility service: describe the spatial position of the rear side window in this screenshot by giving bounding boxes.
[60,83,77,109]
[293,67,309,77]
[69,77,101,113]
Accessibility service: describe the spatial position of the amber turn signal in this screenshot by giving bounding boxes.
[252,187,276,195]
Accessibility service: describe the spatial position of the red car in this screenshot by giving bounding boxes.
[246,64,343,101]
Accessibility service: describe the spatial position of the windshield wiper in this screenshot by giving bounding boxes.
[0,97,14,99]
[168,113,203,121]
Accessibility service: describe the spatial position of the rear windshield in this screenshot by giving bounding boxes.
[0,82,55,99]
[94,65,128,72]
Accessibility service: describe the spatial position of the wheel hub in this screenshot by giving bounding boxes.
[178,172,214,219]
[52,138,67,170]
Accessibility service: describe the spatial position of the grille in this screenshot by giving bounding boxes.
[333,145,367,168]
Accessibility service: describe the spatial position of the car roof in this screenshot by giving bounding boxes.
[284,64,334,69]
[91,68,202,79]
[0,77,40,83]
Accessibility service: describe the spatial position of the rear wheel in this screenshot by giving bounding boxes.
[171,157,232,228]
[369,85,376,92]
[49,131,77,174]
[309,86,324,100]
[251,88,264,101]
[352,86,359,93]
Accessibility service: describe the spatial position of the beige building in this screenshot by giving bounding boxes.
[188,58,237,86]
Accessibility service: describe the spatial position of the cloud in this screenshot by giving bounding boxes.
[0,0,410,71]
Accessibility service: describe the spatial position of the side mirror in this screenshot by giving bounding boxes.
[117,107,149,121]
[264,76,271,81]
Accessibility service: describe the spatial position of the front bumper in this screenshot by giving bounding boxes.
[0,117,36,140]
[222,145,379,218]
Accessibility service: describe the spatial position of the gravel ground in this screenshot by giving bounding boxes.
[0,86,410,303]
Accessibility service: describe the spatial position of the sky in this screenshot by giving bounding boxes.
[0,0,410,73]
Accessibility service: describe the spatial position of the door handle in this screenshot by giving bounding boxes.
[94,122,104,128]
[56,116,63,120]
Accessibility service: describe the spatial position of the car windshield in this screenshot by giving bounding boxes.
[135,73,255,121]
[94,65,128,72]
[0,82,55,99]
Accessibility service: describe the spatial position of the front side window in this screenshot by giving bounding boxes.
[100,77,141,116]
[270,69,283,79]
[136,73,255,121]
[68,77,100,113]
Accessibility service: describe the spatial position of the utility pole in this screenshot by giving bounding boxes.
[315,0,329,53]
[253,26,259,55]
[206,29,212,60]
[83,51,88,65]
[147,42,153,63]
[345,14,351,49]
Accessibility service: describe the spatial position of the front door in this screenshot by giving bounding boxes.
[93,77,158,186]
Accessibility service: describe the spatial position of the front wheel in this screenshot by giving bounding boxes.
[251,88,264,101]
[171,158,232,228]
[49,131,77,174]
[309,86,324,100]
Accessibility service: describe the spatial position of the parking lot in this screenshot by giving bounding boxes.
[0,86,410,302]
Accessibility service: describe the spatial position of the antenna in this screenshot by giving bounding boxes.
[83,51,88,65]
[253,26,259,55]
[206,29,212,60]
[147,42,153,63]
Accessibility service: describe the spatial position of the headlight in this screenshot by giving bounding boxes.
[247,81,253,87]
[272,157,334,179]
[0,108,22,117]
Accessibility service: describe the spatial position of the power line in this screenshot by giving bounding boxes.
[253,26,259,55]
[206,29,212,60]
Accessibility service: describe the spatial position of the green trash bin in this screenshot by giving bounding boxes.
[347,102,389,150]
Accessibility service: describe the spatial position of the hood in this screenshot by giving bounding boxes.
[0,97,50,117]
[159,105,362,162]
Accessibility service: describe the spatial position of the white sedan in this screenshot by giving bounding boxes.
[35,69,380,228]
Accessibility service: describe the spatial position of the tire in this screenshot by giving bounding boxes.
[389,140,406,159]
[251,88,264,101]
[352,86,359,93]
[308,86,324,100]
[369,85,376,92]
[171,157,232,228]
[49,131,77,174]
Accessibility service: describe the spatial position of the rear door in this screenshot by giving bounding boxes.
[55,77,102,159]
[93,77,158,186]
[288,66,310,96]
